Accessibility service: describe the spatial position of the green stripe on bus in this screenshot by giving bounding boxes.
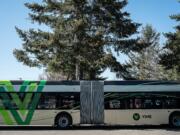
[0,110,14,125]
[0,80,46,125]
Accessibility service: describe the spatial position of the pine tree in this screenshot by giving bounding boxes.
[14,0,140,80]
[160,7,180,80]
[39,70,67,81]
[126,25,167,80]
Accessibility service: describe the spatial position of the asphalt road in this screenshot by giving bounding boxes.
[0,126,180,135]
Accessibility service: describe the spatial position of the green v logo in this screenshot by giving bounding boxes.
[0,80,46,125]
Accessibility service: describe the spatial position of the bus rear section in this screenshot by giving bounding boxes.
[0,80,180,128]
[80,81,180,128]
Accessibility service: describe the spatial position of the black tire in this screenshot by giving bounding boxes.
[55,113,72,129]
[169,112,180,128]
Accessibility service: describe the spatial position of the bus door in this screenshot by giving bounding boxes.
[80,81,104,124]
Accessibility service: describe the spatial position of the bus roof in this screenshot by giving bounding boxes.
[6,80,180,85]
[0,80,179,93]
[4,80,180,85]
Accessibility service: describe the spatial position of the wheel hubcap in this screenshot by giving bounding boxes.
[173,116,180,127]
[59,117,69,127]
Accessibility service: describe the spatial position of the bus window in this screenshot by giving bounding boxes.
[129,99,133,109]
[105,92,180,110]
[37,93,56,109]
[154,99,163,109]
[143,99,153,109]
[56,93,80,110]
[109,100,120,109]
[135,99,142,109]
[165,99,178,109]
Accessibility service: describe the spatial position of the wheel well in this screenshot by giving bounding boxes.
[54,112,73,126]
[169,111,180,123]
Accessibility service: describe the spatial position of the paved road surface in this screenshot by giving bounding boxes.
[0,127,180,135]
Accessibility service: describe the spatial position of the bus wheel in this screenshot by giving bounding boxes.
[55,113,72,128]
[169,112,180,128]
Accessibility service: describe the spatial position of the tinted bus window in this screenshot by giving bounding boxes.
[104,92,180,109]
[37,92,80,110]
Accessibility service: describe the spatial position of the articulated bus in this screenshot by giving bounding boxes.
[0,80,180,128]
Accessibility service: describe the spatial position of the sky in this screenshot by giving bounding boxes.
[0,0,179,80]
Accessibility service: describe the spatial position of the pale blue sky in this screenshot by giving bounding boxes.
[0,0,179,80]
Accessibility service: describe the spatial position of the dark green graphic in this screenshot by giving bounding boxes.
[0,80,46,125]
[133,113,140,121]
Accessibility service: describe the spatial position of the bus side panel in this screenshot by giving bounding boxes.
[0,110,16,125]
[30,110,80,126]
[104,109,179,125]
[0,110,80,126]
[30,110,55,126]
[0,110,55,126]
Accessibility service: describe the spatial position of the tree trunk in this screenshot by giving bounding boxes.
[79,68,84,80]
[75,63,79,80]
[89,70,96,80]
